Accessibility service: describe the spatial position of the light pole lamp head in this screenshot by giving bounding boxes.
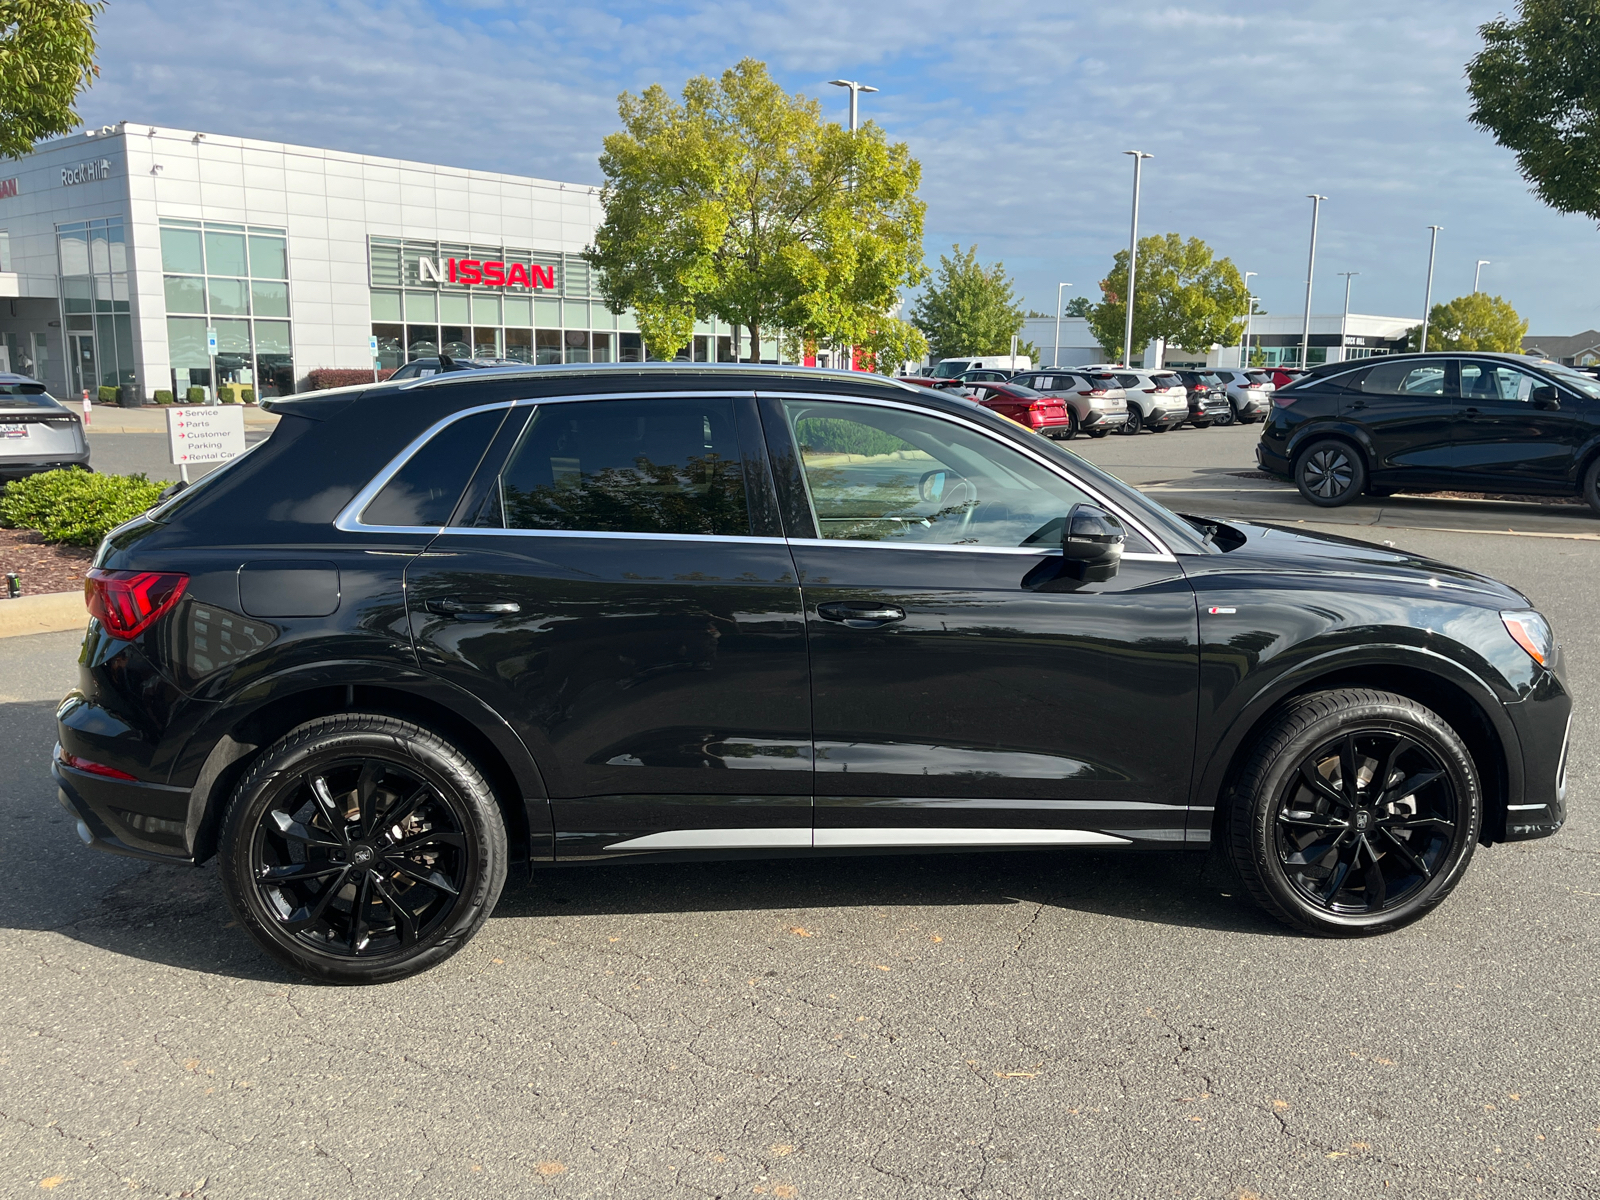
[1123,150,1153,159]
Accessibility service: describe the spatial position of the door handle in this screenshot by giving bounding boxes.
[1348,400,1366,410]
[817,601,906,628]
[424,597,521,617]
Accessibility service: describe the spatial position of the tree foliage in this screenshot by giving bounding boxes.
[1467,0,1600,224]
[1405,293,1530,352]
[1064,296,1093,317]
[1086,234,1248,364]
[909,245,1027,360]
[0,1,103,160]
[585,59,928,363]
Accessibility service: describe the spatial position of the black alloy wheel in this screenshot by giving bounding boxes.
[1295,437,1367,507]
[1227,689,1479,935]
[1122,404,1144,435]
[219,713,507,983]
[1217,402,1237,426]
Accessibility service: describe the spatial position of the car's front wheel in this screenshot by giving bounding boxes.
[1122,405,1143,435]
[1226,688,1480,936]
[1295,438,1366,507]
[218,713,508,984]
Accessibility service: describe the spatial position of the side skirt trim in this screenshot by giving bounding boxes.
[602,827,1134,852]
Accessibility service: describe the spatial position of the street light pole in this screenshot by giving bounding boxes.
[1122,151,1153,367]
[1474,259,1490,293]
[1053,282,1071,367]
[826,79,879,132]
[1301,195,1327,370]
[1239,270,1256,367]
[1337,271,1359,361]
[1420,225,1443,352]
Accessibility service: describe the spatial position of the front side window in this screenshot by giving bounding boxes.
[1460,362,1537,402]
[782,399,1129,550]
[1360,359,1450,397]
[490,398,750,536]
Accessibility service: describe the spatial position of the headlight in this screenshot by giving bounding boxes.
[1501,610,1555,666]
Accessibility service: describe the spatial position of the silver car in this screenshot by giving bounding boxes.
[1077,365,1189,434]
[0,374,90,481]
[1210,369,1277,423]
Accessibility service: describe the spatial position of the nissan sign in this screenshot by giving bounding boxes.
[417,257,554,290]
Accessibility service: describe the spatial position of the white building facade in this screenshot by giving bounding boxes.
[0,122,780,400]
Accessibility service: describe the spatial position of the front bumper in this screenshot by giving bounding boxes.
[53,750,196,864]
[1496,662,1572,842]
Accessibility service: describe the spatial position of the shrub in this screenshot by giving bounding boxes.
[185,386,206,404]
[153,389,174,404]
[217,384,240,404]
[0,469,166,547]
[306,368,395,391]
[242,386,256,404]
[97,385,119,404]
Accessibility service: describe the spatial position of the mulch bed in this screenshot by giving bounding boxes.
[1227,471,1585,506]
[0,527,93,597]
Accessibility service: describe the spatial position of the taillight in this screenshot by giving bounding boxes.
[57,748,138,780]
[1271,391,1299,408]
[1081,388,1106,396]
[85,569,189,639]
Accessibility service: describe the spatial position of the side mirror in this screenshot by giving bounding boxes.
[1060,502,1125,581]
[918,469,949,503]
[1531,384,1560,410]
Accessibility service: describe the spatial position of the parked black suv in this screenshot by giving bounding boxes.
[54,366,1570,982]
[1259,352,1600,510]
[1173,370,1234,429]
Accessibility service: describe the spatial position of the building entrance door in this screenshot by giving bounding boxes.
[69,335,96,398]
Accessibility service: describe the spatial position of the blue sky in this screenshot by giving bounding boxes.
[80,0,1600,332]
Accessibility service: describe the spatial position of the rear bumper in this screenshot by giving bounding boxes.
[52,751,196,864]
[0,451,91,480]
[1082,410,1128,429]
[1146,407,1186,427]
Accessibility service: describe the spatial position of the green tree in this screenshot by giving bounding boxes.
[909,244,1026,360]
[1467,0,1600,223]
[1064,296,1092,317]
[1085,234,1248,364]
[0,1,103,160]
[1405,293,1529,352]
[585,59,927,363]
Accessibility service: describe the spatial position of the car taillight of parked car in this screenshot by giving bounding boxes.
[84,569,189,639]
[1081,388,1105,396]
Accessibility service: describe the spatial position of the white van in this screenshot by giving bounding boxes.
[929,355,1032,379]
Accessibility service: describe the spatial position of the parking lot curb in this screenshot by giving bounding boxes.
[0,591,85,639]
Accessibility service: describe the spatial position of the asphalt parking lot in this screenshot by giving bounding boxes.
[2,418,1597,1199]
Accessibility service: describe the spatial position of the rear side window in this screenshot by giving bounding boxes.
[363,408,506,527]
[490,397,750,536]
[1360,359,1450,397]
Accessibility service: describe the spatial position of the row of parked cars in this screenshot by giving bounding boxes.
[898,364,1297,441]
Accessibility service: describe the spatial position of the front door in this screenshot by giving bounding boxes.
[408,393,813,859]
[69,334,96,398]
[764,395,1199,849]
[1344,357,1460,485]
[1453,359,1591,489]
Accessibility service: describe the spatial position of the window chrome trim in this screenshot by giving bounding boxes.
[758,389,1178,561]
[437,526,787,546]
[334,389,760,535]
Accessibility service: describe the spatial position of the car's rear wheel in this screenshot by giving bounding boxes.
[1061,410,1079,440]
[1089,428,1109,438]
[1226,688,1480,936]
[219,713,508,984]
[1582,457,1600,516]
[1218,403,1237,426]
[1295,438,1366,507]
[1122,405,1143,435]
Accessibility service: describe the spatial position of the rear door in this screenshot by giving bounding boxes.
[406,393,812,859]
[1453,360,1590,489]
[1345,358,1460,484]
[765,393,1199,849]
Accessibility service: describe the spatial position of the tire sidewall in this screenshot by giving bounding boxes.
[219,715,508,984]
[1241,697,1480,934]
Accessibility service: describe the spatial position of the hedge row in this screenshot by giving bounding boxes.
[0,469,166,547]
[306,368,396,391]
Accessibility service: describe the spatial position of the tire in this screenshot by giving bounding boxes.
[1089,429,1109,438]
[1151,423,1171,433]
[1226,688,1481,936]
[1063,409,1079,440]
[1583,457,1600,517]
[1295,437,1367,507]
[1122,404,1144,435]
[1218,403,1237,426]
[1192,420,1212,430]
[218,713,508,984]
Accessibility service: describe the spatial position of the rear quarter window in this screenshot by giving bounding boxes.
[362,408,507,527]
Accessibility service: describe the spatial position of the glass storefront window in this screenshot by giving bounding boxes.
[505,329,533,364]
[406,326,439,359]
[207,277,250,316]
[503,295,532,327]
[254,320,294,398]
[439,292,471,326]
[535,329,561,365]
[167,317,208,368]
[471,294,501,325]
[251,280,289,318]
[370,290,402,322]
[619,332,643,363]
[160,226,204,274]
[592,332,613,363]
[165,276,205,315]
[215,318,252,355]
[248,235,288,280]
[440,327,470,357]
[405,291,438,323]
[473,328,500,357]
[372,323,404,370]
[564,329,590,364]
[535,297,560,327]
[204,230,249,277]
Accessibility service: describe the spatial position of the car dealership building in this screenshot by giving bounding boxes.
[0,123,784,401]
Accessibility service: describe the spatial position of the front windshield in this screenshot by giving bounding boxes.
[931,361,970,378]
[1543,363,1600,400]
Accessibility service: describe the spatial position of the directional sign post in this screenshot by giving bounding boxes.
[167,404,245,484]
[206,327,218,406]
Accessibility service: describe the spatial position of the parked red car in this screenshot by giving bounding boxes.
[1268,367,1308,389]
[957,381,1073,437]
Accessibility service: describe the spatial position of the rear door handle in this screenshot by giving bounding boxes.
[817,601,906,628]
[425,597,521,617]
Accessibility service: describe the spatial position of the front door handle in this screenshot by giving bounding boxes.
[424,597,522,617]
[817,601,906,628]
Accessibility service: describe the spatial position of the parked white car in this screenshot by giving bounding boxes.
[928,355,1032,379]
[1076,365,1189,434]
[1209,369,1277,423]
